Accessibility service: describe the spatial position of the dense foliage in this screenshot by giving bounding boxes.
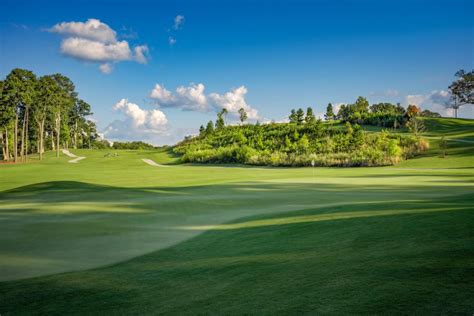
[175,119,429,167]
[0,68,102,161]
[333,97,440,128]
[112,141,156,150]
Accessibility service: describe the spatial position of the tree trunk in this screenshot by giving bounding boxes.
[56,113,60,158]
[74,120,78,149]
[25,109,29,161]
[20,112,25,161]
[14,113,18,163]
[455,107,458,119]
[0,131,4,161]
[38,120,45,160]
[51,132,55,151]
[4,127,10,161]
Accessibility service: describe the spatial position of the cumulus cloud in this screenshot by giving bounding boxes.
[406,90,455,117]
[149,83,260,120]
[50,18,117,43]
[60,37,132,62]
[102,99,197,145]
[173,15,185,30]
[112,99,167,128]
[49,18,149,73]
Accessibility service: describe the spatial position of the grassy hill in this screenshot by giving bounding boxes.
[0,117,473,314]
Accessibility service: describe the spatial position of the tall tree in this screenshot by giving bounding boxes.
[354,96,369,113]
[296,108,305,125]
[215,111,225,129]
[205,120,214,134]
[221,108,228,125]
[0,80,12,161]
[69,99,92,149]
[3,69,36,163]
[305,107,316,124]
[289,109,297,123]
[325,103,335,121]
[50,74,76,158]
[406,104,420,118]
[448,69,473,118]
[238,107,248,124]
[33,76,59,160]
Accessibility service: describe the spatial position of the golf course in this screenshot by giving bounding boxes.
[1,118,473,314]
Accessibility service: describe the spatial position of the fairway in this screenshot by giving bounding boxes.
[1,119,473,314]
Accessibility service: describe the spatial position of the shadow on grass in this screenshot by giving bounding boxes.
[0,189,473,315]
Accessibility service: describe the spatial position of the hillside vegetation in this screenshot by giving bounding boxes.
[174,98,441,167]
[175,121,428,167]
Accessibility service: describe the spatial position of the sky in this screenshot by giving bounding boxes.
[1,0,473,145]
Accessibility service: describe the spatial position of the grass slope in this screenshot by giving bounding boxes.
[0,118,473,314]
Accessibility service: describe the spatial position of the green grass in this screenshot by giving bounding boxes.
[0,117,473,314]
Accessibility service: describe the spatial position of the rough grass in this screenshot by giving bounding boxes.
[0,117,473,314]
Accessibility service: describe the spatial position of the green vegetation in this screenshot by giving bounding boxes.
[175,101,435,167]
[0,68,101,163]
[112,141,157,150]
[0,117,473,314]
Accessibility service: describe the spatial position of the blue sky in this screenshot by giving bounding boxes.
[1,0,473,145]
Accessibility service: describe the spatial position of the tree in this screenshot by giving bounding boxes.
[336,104,349,121]
[221,108,228,125]
[199,125,205,136]
[305,107,316,124]
[289,109,297,123]
[296,108,305,125]
[2,69,36,163]
[50,74,76,158]
[238,107,248,124]
[439,136,448,158]
[448,69,473,118]
[33,76,58,160]
[420,109,441,118]
[69,99,92,149]
[325,103,335,121]
[205,120,214,134]
[406,104,420,118]
[406,116,425,137]
[215,111,225,130]
[0,80,13,161]
[297,134,309,153]
[354,96,369,113]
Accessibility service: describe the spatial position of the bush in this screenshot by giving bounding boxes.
[174,122,428,167]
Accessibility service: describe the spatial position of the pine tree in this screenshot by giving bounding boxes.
[305,107,316,124]
[296,108,305,125]
[325,103,335,121]
[205,120,214,134]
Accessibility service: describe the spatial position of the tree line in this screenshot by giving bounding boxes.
[0,68,100,162]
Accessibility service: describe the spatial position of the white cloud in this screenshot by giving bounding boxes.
[50,18,117,44]
[49,18,149,73]
[112,98,167,128]
[103,99,199,145]
[60,38,132,62]
[133,45,149,64]
[406,90,454,117]
[208,86,259,120]
[168,36,177,45]
[173,15,185,30]
[149,83,260,120]
[99,63,113,74]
